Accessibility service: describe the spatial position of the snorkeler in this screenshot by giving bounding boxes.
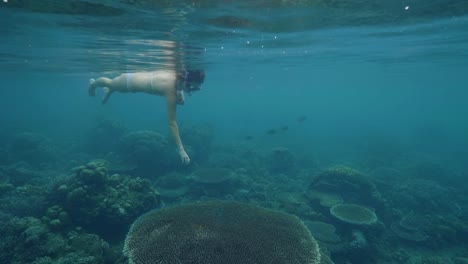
[88,69,205,165]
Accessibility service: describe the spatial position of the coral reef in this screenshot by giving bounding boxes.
[49,161,160,239]
[124,200,322,264]
[1,119,467,264]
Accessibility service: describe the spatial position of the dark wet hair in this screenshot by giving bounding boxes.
[180,69,205,94]
[186,70,205,84]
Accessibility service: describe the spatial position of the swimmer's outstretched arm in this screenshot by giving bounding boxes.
[166,91,190,165]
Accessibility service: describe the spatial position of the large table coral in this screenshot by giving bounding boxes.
[124,200,323,264]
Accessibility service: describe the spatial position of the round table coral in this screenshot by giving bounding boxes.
[124,200,322,264]
[329,204,378,225]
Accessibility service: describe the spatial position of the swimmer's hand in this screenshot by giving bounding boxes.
[176,90,185,105]
[179,148,190,165]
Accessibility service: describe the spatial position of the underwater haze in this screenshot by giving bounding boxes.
[1,1,468,264]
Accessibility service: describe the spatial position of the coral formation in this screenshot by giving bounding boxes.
[49,161,160,238]
[309,165,383,207]
[0,216,110,264]
[330,204,378,225]
[124,200,322,264]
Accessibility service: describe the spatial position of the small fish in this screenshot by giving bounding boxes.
[297,116,307,123]
[244,136,253,140]
[280,126,288,131]
[266,129,277,135]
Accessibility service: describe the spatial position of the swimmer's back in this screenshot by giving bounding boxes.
[113,70,176,95]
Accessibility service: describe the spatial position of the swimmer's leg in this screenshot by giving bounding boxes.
[102,87,113,104]
[88,77,112,96]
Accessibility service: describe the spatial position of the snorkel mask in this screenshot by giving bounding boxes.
[182,70,205,95]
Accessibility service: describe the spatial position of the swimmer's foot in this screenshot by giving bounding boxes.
[88,78,96,96]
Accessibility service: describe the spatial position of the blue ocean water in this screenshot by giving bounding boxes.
[0,1,468,263]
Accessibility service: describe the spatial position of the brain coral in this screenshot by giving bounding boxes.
[330,204,377,225]
[124,200,321,264]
